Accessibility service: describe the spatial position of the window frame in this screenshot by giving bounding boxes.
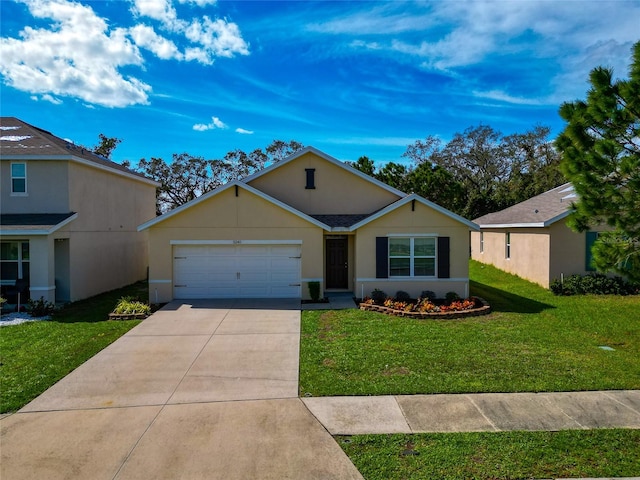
[10,162,27,195]
[0,241,30,285]
[505,232,511,259]
[388,236,437,278]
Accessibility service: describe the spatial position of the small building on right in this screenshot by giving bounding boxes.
[470,183,607,288]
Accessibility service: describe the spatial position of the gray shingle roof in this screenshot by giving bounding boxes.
[0,213,77,231]
[0,117,153,182]
[309,214,373,228]
[474,183,575,227]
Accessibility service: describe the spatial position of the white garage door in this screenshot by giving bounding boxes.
[173,244,301,299]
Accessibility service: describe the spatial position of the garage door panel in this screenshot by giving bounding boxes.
[173,244,301,299]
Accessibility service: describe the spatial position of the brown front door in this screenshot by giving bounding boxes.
[326,238,348,289]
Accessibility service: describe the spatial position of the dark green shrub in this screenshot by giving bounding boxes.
[420,290,436,302]
[370,289,387,305]
[27,297,55,317]
[550,273,639,296]
[395,290,411,302]
[445,291,460,303]
[308,281,321,302]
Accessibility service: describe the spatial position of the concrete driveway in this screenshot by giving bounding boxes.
[1,299,363,479]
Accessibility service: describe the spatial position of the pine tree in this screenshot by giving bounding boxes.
[556,41,640,281]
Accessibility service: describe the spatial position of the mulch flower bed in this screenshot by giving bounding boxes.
[359,296,491,320]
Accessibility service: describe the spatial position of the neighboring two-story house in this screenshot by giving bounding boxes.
[1,117,158,304]
[139,147,479,302]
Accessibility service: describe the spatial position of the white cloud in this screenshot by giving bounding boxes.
[184,16,249,61]
[1,0,150,107]
[179,0,217,6]
[193,116,227,131]
[129,24,183,60]
[472,89,545,106]
[130,0,182,30]
[235,128,253,135]
[30,93,63,104]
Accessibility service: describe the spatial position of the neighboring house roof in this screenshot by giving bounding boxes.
[474,183,575,228]
[0,117,158,186]
[138,181,332,231]
[0,212,78,235]
[241,146,408,198]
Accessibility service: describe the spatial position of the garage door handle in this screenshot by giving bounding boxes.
[174,257,187,260]
[290,256,301,259]
[175,285,186,287]
[290,283,301,287]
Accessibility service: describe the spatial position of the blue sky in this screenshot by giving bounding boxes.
[1,0,639,167]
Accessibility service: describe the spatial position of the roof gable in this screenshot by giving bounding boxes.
[474,183,574,228]
[0,117,157,186]
[242,147,405,215]
[138,181,330,231]
[350,193,479,231]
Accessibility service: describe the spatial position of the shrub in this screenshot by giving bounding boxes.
[112,296,151,316]
[308,281,321,302]
[550,273,639,296]
[444,291,460,303]
[27,297,55,317]
[370,289,387,305]
[420,290,436,302]
[394,290,411,302]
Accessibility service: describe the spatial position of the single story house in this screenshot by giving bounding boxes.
[471,183,606,288]
[139,147,479,302]
[0,117,158,304]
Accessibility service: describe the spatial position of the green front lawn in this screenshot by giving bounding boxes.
[299,260,640,396]
[340,429,640,480]
[0,283,146,413]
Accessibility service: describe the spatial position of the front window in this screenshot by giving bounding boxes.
[505,232,511,259]
[480,232,484,253]
[11,162,27,194]
[389,237,436,277]
[1,241,30,285]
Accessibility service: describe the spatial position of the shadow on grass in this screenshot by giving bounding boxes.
[471,280,555,314]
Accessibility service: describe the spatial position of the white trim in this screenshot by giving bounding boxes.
[387,233,439,237]
[30,285,56,292]
[0,213,78,236]
[356,277,469,283]
[170,239,303,246]
[138,181,330,231]
[240,146,408,199]
[350,193,479,231]
[149,279,172,284]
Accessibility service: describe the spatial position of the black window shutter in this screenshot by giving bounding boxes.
[375,237,388,278]
[437,236,450,278]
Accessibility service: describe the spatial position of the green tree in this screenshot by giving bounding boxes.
[134,140,304,214]
[556,41,640,280]
[92,134,121,159]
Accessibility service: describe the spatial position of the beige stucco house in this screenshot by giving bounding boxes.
[139,147,478,302]
[0,117,158,304]
[471,183,605,288]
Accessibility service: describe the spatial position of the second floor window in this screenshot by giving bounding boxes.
[11,163,27,194]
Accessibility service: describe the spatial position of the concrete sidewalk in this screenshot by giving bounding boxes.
[304,390,640,435]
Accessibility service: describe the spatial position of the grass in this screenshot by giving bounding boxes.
[0,282,146,413]
[339,429,640,480]
[299,260,640,396]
